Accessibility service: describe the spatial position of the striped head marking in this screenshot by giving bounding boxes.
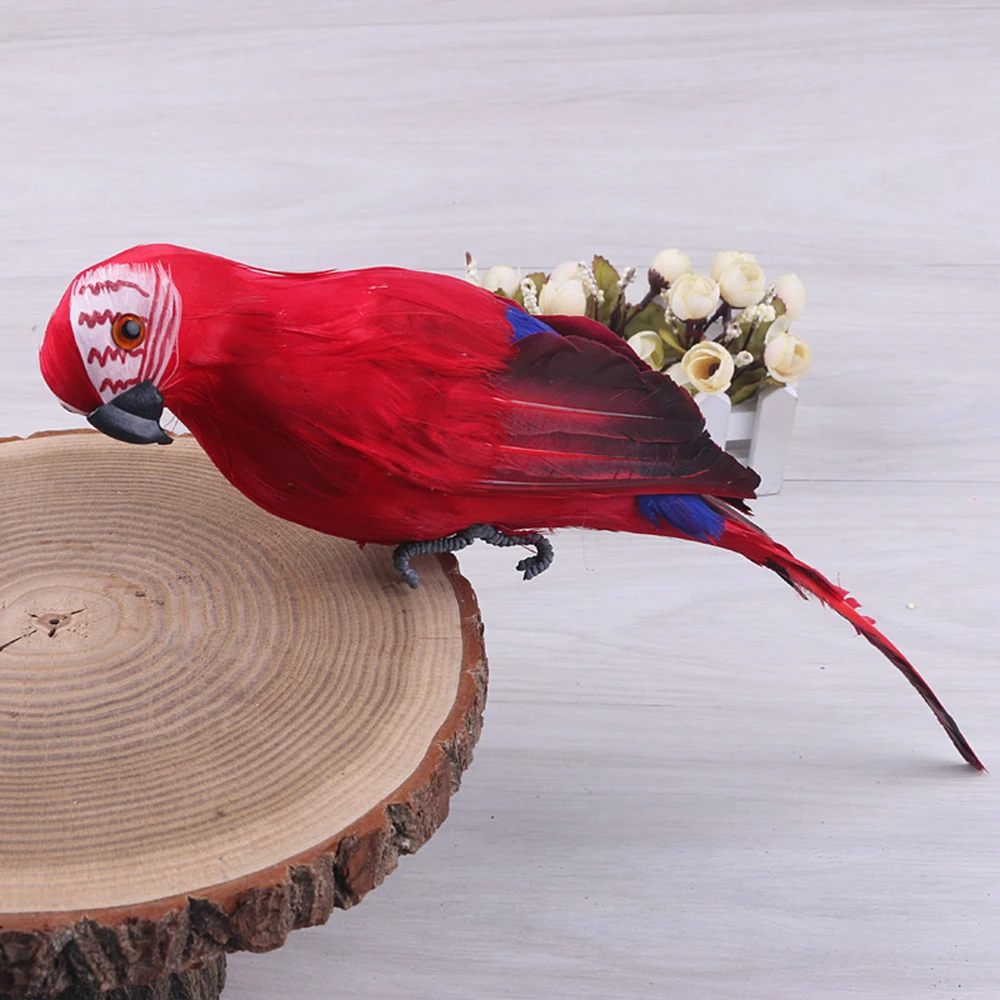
[70,261,181,404]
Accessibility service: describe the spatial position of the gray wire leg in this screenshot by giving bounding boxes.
[392,524,555,589]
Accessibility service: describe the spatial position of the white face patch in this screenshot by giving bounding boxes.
[70,261,181,403]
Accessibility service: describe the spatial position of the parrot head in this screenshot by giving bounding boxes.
[40,246,185,445]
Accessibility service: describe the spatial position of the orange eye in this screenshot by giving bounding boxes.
[111,313,147,351]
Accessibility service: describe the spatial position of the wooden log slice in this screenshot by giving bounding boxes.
[0,432,488,997]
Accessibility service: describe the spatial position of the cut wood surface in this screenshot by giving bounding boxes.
[0,432,487,995]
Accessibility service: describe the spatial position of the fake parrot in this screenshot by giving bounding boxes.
[38,244,983,770]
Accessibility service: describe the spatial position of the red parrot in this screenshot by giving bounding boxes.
[38,244,983,770]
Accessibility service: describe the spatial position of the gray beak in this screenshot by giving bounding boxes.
[87,380,172,445]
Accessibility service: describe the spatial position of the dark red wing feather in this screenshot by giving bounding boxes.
[488,327,760,498]
[537,313,658,370]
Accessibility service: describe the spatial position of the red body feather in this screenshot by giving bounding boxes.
[43,245,754,543]
[38,245,983,770]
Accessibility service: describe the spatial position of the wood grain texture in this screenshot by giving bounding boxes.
[0,433,487,996]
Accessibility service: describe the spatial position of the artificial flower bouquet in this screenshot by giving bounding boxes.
[465,250,811,405]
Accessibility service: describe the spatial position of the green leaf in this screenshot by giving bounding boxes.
[730,365,764,388]
[745,319,774,357]
[658,326,686,356]
[592,255,622,325]
[592,255,620,286]
[524,271,546,294]
[727,367,767,404]
[608,297,627,337]
[600,289,625,327]
[624,301,666,338]
[728,381,761,405]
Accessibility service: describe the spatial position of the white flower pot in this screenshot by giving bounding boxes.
[694,384,798,496]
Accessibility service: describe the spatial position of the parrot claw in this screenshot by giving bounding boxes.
[515,535,554,580]
[392,524,554,588]
[394,561,423,590]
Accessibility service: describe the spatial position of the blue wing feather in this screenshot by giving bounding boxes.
[506,304,555,342]
[638,494,726,542]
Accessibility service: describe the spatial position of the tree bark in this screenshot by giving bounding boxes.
[0,956,226,1000]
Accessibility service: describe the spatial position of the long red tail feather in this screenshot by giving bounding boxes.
[713,510,984,770]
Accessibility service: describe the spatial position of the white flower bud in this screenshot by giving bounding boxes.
[649,249,692,285]
[667,272,720,321]
[681,340,735,395]
[734,350,754,368]
[773,273,806,320]
[666,362,690,387]
[767,315,790,337]
[480,265,521,297]
[548,260,582,286]
[764,325,812,383]
[710,251,755,282]
[719,259,767,308]
[538,277,588,316]
[626,330,666,371]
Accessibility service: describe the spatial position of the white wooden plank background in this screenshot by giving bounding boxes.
[1,2,998,997]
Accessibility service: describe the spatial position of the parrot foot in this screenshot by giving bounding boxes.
[392,524,554,589]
